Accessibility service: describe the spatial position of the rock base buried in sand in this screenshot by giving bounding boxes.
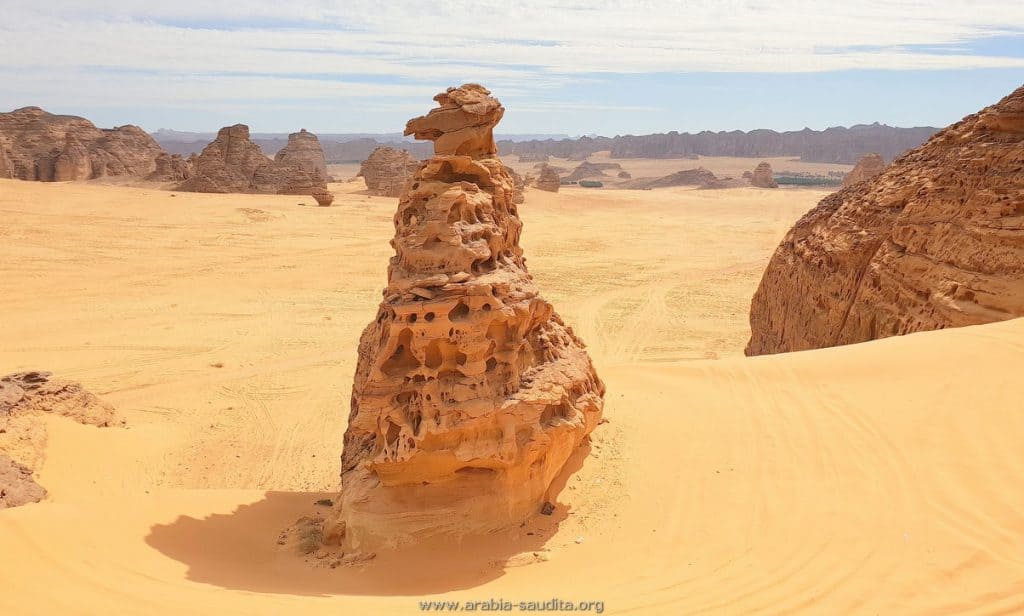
[325,84,605,551]
[0,371,123,508]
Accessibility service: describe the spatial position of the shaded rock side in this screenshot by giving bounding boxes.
[0,106,164,181]
[329,84,604,550]
[843,152,886,187]
[358,146,419,197]
[147,152,193,182]
[750,161,778,188]
[746,85,1024,355]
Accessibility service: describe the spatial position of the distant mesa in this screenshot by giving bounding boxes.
[503,123,938,165]
[534,163,561,192]
[747,84,1024,355]
[358,146,419,197]
[319,84,604,551]
[516,152,549,163]
[175,124,327,194]
[842,152,886,187]
[750,161,778,188]
[0,106,164,181]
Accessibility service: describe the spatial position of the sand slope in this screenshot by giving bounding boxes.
[1,178,1022,614]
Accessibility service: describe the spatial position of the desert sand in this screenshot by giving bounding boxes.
[1,176,1022,614]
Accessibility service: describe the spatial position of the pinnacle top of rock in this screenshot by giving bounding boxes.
[404,83,504,158]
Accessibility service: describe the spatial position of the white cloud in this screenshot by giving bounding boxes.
[1,0,1022,127]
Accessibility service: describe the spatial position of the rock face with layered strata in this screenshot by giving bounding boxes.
[176,124,326,194]
[750,161,777,188]
[746,85,1024,356]
[842,152,886,187]
[358,146,419,197]
[534,163,561,192]
[328,84,604,550]
[0,106,164,181]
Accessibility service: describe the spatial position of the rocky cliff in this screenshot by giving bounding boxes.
[746,85,1024,355]
[0,107,164,181]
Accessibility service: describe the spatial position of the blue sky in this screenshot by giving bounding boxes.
[1,1,1022,136]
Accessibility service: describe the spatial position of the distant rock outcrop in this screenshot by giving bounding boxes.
[274,129,328,181]
[176,124,327,194]
[746,85,1024,356]
[0,106,164,181]
[534,163,561,192]
[750,162,777,188]
[147,152,193,182]
[623,167,720,189]
[503,123,938,164]
[324,84,604,550]
[358,146,419,197]
[842,152,886,187]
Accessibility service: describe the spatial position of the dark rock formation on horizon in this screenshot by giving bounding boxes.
[501,123,938,165]
[746,85,1024,356]
[0,107,164,181]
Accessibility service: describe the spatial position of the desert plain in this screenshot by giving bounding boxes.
[1,168,1022,614]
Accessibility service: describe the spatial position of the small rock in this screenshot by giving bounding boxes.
[540,501,555,515]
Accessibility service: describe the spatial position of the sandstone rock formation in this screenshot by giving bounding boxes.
[0,453,45,509]
[842,152,886,187]
[746,85,1024,356]
[750,162,778,188]
[505,165,526,204]
[622,167,720,189]
[0,371,122,508]
[147,152,193,182]
[312,188,335,207]
[565,161,623,182]
[0,107,165,181]
[274,129,328,180]
[176,124,327,194]
[327,84,604,550]
[358,146,419,197]
[618,170,632,179]
[534,164,561,192]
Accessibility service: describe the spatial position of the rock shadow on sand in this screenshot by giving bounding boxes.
[145,441,591,597]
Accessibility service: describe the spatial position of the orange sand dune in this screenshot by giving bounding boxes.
[1,178,1022,614]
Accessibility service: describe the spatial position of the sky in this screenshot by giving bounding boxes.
[1,1,1023,136]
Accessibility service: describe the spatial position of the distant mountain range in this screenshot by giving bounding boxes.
[153,124,939,165]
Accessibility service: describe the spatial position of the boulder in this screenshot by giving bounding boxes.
[326,84,604,550]
[534,163,561,192]
[746,85,1024,355]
